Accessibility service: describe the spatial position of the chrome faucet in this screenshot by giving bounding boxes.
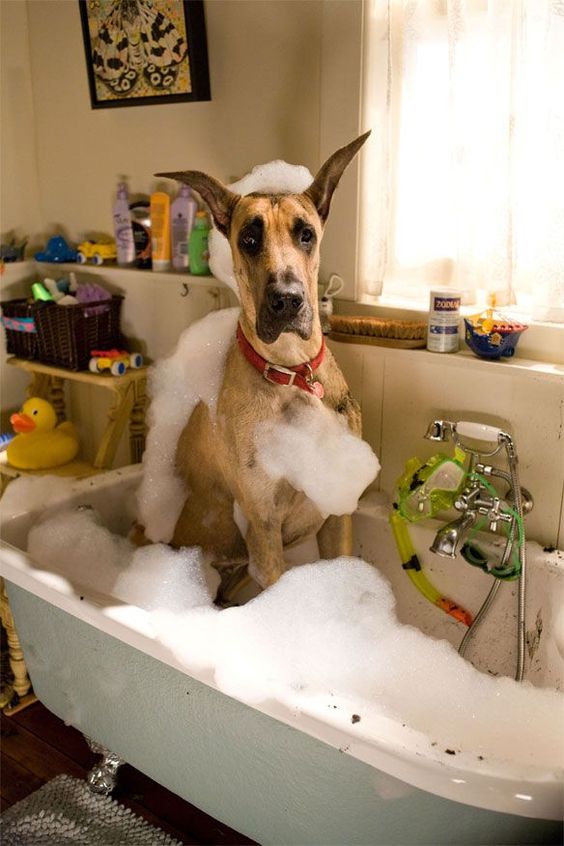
[429,466,515,558]
[430,509,478,558]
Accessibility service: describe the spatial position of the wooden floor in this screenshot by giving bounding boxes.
[1,700,256,845]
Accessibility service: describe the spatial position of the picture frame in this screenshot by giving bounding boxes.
[78,0,211,109]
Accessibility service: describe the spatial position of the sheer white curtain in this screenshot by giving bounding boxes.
[359,0,564,321]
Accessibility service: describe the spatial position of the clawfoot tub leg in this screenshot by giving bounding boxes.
[85,736,125,796]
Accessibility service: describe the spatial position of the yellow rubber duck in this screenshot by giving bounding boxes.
[7,397,79,470]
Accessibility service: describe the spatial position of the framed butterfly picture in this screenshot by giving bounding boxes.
[79,0,211,108]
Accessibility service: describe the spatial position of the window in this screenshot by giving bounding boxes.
[359,0,564,322]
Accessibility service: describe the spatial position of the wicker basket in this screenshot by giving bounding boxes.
[1,295,124,371]
[0,299,40,360]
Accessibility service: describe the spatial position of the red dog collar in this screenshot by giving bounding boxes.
[236,323,325,398]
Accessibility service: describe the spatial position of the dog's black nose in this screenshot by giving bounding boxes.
[266,280,304,317]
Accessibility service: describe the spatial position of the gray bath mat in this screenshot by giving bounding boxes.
[0,774,183,845]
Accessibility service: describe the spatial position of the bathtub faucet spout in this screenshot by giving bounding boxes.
[430,509,478,558]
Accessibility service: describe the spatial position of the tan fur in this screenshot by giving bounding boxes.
[157,133,370,590]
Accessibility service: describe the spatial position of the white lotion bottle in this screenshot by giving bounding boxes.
[171,185,198,271]
[113,182,136,266]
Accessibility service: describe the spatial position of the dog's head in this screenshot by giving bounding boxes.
[157,132,370,344]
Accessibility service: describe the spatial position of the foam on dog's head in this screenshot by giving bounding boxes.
[208,161,314,295]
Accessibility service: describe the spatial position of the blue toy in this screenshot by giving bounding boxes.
[35,236,78,263]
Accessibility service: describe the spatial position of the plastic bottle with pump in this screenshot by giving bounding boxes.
[113,182,136,266]
[171,186,197,271]
[189,211,211,275]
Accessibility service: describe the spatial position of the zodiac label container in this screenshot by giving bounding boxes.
[427,290,461,353]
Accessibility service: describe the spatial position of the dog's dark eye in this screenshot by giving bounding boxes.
[241,232,259,251]
[238,219,263,256]
[293,218,316,252]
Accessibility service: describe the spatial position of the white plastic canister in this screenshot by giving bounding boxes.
[427,290,461,353]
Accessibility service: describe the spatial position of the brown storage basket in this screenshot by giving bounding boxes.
[0,299,40,360]
[35,295,124,371]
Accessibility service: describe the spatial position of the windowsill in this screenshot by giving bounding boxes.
[334,294,564,367]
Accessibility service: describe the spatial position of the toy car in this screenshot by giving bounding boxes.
[77,239,117,266]
[35,236,78,263]
[89,349,143,376]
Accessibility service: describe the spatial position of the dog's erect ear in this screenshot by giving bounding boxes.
[154,171,239,236]
[304,131,371,224]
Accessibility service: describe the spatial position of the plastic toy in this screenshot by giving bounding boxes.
[464,296,528,360]
[89,348,143,376]
[7,397,79,470]
[31,282,54,302]
[43,272,79,302]
[77,239,117,265]
[464,312,527,359]
[35,236,78,264]
[318,273,344,334]
[0,238,27,262]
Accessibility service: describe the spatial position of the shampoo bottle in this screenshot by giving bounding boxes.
[171,185,197,271]
[150,191,171,272]
[189,211,211,275]
[113,182,136,266]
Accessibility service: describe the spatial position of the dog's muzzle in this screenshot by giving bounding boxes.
[257,273,312,343]
[267,286,304,317]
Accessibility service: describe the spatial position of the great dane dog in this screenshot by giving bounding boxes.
[156,132,371,592]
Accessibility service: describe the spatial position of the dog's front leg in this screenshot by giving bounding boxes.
[317,514,353,560]
[245,518,286,589]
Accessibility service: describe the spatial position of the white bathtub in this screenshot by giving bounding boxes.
[0,466,562,845]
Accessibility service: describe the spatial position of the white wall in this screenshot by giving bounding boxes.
[0,0,42,250]
[22,0,322,243]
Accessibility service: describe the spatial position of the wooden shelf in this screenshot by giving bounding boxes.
[0,453,99,480]
[7,356,148,388]
[1,358,147,486]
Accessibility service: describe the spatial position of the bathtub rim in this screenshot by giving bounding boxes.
[0,466,562,822]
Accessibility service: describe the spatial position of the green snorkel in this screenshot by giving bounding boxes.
[390,447,473,626]
[389,508,473,626]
